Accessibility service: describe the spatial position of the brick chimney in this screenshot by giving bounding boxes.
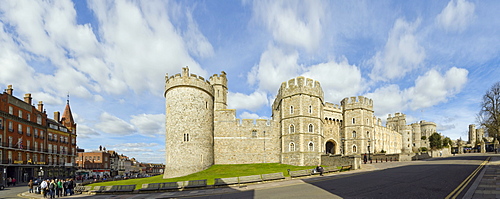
[6,85,13,95]
[54,111,60,122]
[24,93,32,104]
[37,101,44,112]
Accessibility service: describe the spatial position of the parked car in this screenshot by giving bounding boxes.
[0,183,4,190]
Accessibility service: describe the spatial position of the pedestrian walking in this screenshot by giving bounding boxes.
[28,179,34,193]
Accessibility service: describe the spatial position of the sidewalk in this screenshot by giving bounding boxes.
[17,155,500,199]
[463,155,500,199]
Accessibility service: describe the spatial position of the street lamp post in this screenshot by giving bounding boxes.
[368,139,372,164]
[341,138,345,156]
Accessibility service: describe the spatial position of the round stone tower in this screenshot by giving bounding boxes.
[341,96,374,155]
[275,76,324,166]
[164,67,214,178]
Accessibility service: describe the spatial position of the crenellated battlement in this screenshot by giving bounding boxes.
[324,102,342,110]
[209,71,227,86]
[165,66,214,97]
[341,96,373,110]
[276,76,324,102]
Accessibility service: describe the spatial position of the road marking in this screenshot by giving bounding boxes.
[445,157,490,199]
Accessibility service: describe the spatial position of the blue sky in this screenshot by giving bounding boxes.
[1,0,499,163]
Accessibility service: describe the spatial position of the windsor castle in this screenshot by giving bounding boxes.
[163,67,437,178]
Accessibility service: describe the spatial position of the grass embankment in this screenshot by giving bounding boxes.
[90,163,318,189]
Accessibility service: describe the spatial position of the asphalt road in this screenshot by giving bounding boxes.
[0,184,29,199]
[187,155,487,199]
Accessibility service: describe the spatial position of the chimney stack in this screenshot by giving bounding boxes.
[6,85,13,95]
[38,101,44,112]
[24,93,32,104]
[54,111,60,122]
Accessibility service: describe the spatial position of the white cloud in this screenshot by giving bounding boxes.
[302,58,363,103]
[228,91,268,112]
[248,45,301,93]
[365,84,406,118]
[436,0,475,32]
[183,9,214,58]
[95,112,136,135]
[239,111,269,120]
[370,18,425,82]
[130,114,165,137]
[252,0,325,52]
[76,124,101,139]
[365,67,468,117]
[108,142,158,148]
[407,67,468,110]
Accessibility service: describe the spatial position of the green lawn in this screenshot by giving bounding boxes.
[90,163,319,189]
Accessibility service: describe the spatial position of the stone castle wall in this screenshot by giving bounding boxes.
[213,109,280,164]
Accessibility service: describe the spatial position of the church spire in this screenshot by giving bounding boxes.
[61,94,76,131]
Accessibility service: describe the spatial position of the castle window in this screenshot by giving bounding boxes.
[289,124,295,134]
[352,131,356,138]
[290,106,294,114]
[352,118,355,124]
[289,143,295,152]
[252,130,257,138]
[309,105,312,113]
[308,124,314,133]
[366,131,370,139]
[353,145,357,153]
[308,142,314,151]
[183,133,190,142]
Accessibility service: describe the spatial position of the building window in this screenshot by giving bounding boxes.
[308,142,314,151]
[18,124,22,134]
[9,106,13,114]
[27,127,31,136]
[252,130,257,138]
[289,143,295,152]
[289,124,295,134]
[184,133,190,142]
[309,105,312,113]
[353,145,357,153]
[290,106,294,114]
[308,124,314,133]
[37,115,42,125]
[18,110,22,118]
[27,114,30,121]
[366,131,370,139]
[9,121,13,132]
[352,131,356,138]
[352,118,355,124]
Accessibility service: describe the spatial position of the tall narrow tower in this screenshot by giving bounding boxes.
[164,67,215,178]
[209,72,228,111]
[341,96,374,155]
[276,77,324,166]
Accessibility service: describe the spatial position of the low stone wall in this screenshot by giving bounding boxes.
[320,154,361,170]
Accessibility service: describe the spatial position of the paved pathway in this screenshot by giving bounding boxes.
[17,153,500,199]
[463,155,500,199]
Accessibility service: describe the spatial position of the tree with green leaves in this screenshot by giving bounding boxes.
[478,82,500,143]
[443,137,452,147]
[429,132,442,149]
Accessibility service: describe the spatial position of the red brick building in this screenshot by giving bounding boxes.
[0,85,77,184]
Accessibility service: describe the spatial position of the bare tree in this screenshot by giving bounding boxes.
[478,82,500,144]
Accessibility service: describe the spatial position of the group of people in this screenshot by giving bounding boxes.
[6,177,17,186]
[30,178,75,198]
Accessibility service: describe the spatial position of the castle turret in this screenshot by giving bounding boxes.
[209,71,228,110]
[411,123,422,149]
[164,67,215,178]
[274,76,324,166]
[341,96,374,155]
[468,124,476,145]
